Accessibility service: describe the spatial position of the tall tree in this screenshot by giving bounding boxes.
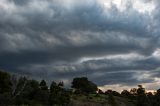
[39,80,48,90]
[37,80,49,105]
[136,85,151,106]
[0,71,12,105]
[72,77,98,94]
[154,89,160,106]
[0,71,12,94]
[49,81,70,105]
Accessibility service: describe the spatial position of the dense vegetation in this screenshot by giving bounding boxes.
[1,70,160,106]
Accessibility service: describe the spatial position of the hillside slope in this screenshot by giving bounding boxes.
[69,94,136,106]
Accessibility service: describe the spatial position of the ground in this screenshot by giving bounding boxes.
[69,94,136,106]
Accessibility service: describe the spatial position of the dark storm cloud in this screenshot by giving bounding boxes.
[17,55,160,86]
[0,0,160,87]
[12,0,31,5]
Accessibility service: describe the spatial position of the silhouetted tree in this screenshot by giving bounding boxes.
[50,81,57,92]
[49,81,70,105]
[13,77,27,98]
[0,71,12,94]
[3,70,160,106]
[136,85,151,106]
[72,77,98,94]
[105,90,120,97]
[105,89,113,95]
[154,89,160,106]
[11,75,18,97]
[121,90,130,97]
[13,78,41,105]
[130,88,137,95]
[36,80,49,105]
[58,81,64,87]
[39,80,48,90]
[0,71,12,105]
[98,89,104,94]
[146,92,155,106]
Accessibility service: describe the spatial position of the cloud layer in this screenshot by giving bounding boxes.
[0,0,160,90]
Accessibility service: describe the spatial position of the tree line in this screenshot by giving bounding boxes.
[1,70,160,106]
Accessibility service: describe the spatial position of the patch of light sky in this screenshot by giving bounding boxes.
[99,69,160,92]
[101,0,155,14]
[80,53,145,63]
[152,48,160,59]
[98,82,158,92]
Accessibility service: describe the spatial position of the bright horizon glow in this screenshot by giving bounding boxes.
[98,82,159,93]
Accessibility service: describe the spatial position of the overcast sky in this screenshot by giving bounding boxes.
[0,0,160,91]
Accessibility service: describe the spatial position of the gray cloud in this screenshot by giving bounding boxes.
[15,55,160,87]
[0,0,160,89]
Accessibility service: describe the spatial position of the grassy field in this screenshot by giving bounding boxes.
[69,94,136,106]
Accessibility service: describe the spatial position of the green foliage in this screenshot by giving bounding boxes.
[0,70,12,94]
[39,80,48,90]
[108,94,117,106]
[50,81,56,91]
[152,89,160,106]
[2,70,160,106]
[13,77,27,97]
[14,79,42,105]
[49,81,70,106]
[72,77,98,94]
[0,93,12,105]
[58,81,64,87]
[36,89,49,105]
[136,85,151,106]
